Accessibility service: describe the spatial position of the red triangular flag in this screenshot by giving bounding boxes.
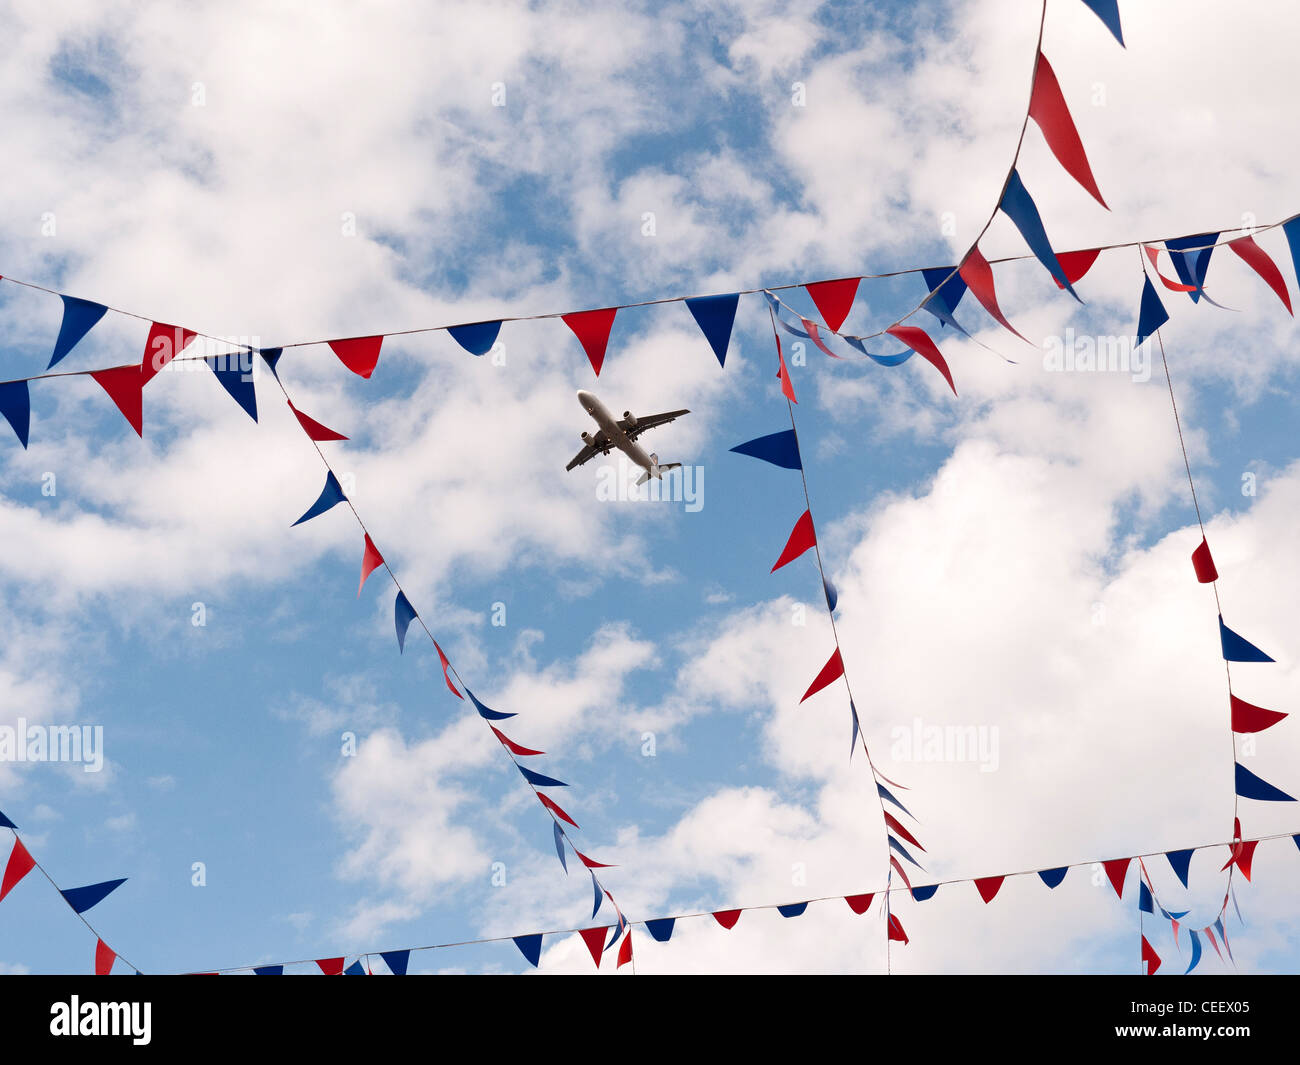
[805,278,860,332]
[712,909,741,930]
[491,726,544,757]
[799,647,844,704]
[1145,246,1197,292]
[1230,694,1287,734]
[1053,248,1103,288]
[95,938,116,976]
[579,927,606,967]
[1191,537,1218,583]
[90,366,144,437]
[844,893,874,915]
[889,855,912,889]
[1205,926,1225,962]
[562,308,618,376]
[771,510,815,572]
[775,336,797,403]
[1,839,36,902]
[1103,857,1130,897]
[885,323,957,395]
[1228,235,1293,315]
[887,913,909,944]
[1235,839,1259,881]
[140,323,197,386]
[974,876,1004,903]
[431,639,463,700]
[958,246,1026,340]
[328,336,383,378]
[1027,54,1107,209]
[288,400,348,442]
[538,792,579,828]
[576,850,614,869]
[316,957,345,975]
[884,812,925,851]
[1141,934,1161,975]
[617,929,634,967]
[357,534,384,597]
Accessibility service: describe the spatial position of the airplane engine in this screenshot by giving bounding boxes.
[581,431,593,443]
[623,411,637,427]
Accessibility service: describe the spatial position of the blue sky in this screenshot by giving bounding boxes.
[1,0,1299,975]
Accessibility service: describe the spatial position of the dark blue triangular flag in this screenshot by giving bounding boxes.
[645,917,675,942]
[60,878,127,914]
[1038,867,1068,889]
[344,960,365,975]
[1166,233,1219,302]
[253,965,283,975]
[1139,880,1153,914]
[381,950,409,975]
[205,356,258,422]
[877,782,913,818]
[1185,930,1202,975]
[730,429,801,470]
[394,591,418,653]
[49,296,108,369]
[849,700,860,760]
[513,934,543,968]
[1294,833,1300,852]
[920,267,969,334]
[843,336,913,365]
[291,472,346,527]
[553,821,567,873]
[519,766,567,788]
[889,836,924,870]
[1166,849,1193,888]
[1219,615,1274,663]
[0,380,31,449]
[911,884,939,901]
[1135,275,1169,348]
[685,293,740,368]
[777,901,808,918]
[1079,0,1124,46]
[463,687,516,721]
[824,577,838,613]
[590,872,602,919]
[1283,218,1300,294]
[259,348,283,378]
[1235,762,1295,802]
[999,169,1081,300]
[0,808,15,830]
[447,321,501,357]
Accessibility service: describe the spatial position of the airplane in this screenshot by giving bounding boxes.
[565,390,690,485]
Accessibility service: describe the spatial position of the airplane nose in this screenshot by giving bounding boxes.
[577,389,593,404]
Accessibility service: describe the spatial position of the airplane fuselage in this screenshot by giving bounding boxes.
[577,390,656,475]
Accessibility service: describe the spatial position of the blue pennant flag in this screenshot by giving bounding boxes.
[1166,233,1219,302]
[60,878,127,914]
[1080,0,1124,46]
[291,471,346,527]
[777,901,808,918]
[606,913,628,951]
[1139,880,1153,914]
[920,266,970,334]
[394,591,418,654]
[1166,849,1193,888]
[513,934,543,968]
[1135,275,1169,348]
[253,965,283,975]
[685,293,740,368]
[519,766,567,788]
[1283,219,1300,295]
[259,348,283,378]
[842,336,913,365]
[0,380,31,449]
[849,700,860,760]
[205,356,258,422]
[645,917,675,942]
[889,836,924,870]
[1294,834,1300,852]
[1219,616,1274,663]
[344,960,365,975]
[730,429,801,470]
[0,808,15,830]
[49,296,108,369]
[1236,762,1295,802]
[463,687,516,721]
[1185,930,1202,975]
[877,783,913,819]
[763,291,811,338]
[911,884,939,901]
[1038,867,1068,889]
[999,169,1081,300]
[381,950,410,975]
[447,321,501,357]
[590,872,602,919]
[553,821,567,872]
[824,577,838,613]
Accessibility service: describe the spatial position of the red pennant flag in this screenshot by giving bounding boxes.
[491,726,545,757]
[799,648,844,704]
[1191,537,1218,583]
[974,876,1004,903]
[617,929,634,968]
[562,308,618,376]
[845,893,874,915]
[316,957,345,975]
[771,510,815,572]
[537,792,579,828]
[431,639,463,700]
[1141,934,1161,975]
[1235,839,1259,881]
[958,246,1026,340]
[1145,246,1197,292]
[1228,235,1293,315]
[805,278,860,332]
[357,534,384,597]
[712,909,741,930]
[1230,694,1287,734]
[579,927,606,967]
[887,913,909,944]
[883,812,924,851]
[1,838,36,902]
[95,939,116,976]
[1102,857,1130,898]
[576,850,614,869]
[288,400,348,442]
[1053,248,1103,288]
[328,336,383,378]
[1205,926,1225,962]
[90,366,144,437]
[140,323,197,386]
[1027,54,1108,209]
[775,336,797,403]
[889,855,912,889]
[886,323,957,395]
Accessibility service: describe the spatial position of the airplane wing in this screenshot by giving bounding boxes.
[619,409,690,441]
[565,431,609,471]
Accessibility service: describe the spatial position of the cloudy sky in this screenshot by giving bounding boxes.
[1,0,1298,975]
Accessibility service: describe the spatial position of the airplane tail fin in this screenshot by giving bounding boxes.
[636,454,681,486]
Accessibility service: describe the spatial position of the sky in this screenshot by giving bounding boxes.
[0,0,1299,975]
